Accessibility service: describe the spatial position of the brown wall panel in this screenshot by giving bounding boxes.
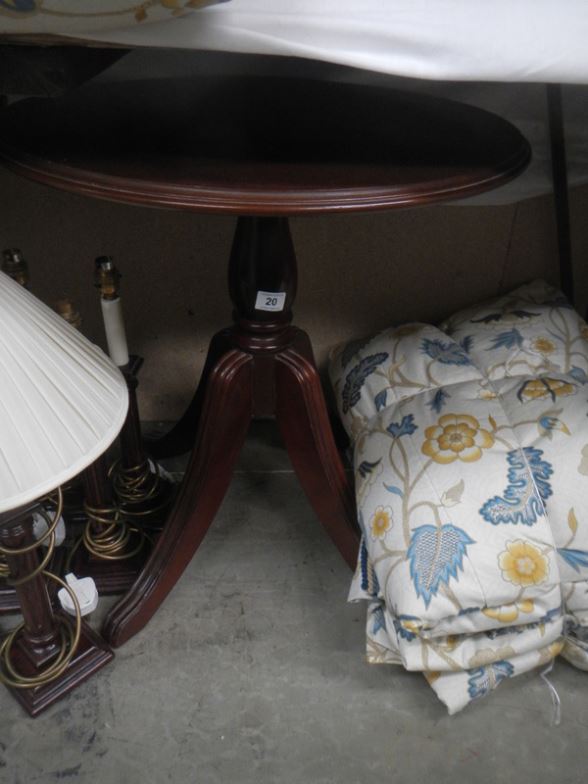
[2,165,578,420]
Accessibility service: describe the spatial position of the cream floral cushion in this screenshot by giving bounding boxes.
[440,279,588,383]
[330,280,588,713]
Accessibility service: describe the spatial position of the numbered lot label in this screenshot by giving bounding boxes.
[255,291,286,312]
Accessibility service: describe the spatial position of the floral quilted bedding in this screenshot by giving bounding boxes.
[329,280,588,713]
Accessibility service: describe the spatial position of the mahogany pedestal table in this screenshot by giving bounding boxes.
[0,75,530,647]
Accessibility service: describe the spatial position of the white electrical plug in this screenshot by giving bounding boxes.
[148,458,178,484]
[33,511,66,547]
[58,573,99,617]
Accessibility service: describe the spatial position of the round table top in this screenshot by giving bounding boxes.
[0,75,530,215]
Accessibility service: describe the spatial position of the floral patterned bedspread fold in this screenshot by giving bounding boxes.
[330,280,588,713]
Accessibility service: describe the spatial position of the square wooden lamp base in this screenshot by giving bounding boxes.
[5,616,113,717]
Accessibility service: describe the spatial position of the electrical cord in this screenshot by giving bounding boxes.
[109,458,172,521]
[66,501,148,570]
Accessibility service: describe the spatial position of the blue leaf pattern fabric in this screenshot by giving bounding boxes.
[569,366,588,385]
[421,338,472,365]
[479,448,553,526]
[407,525,474,608]
[371,605,386,635]
[341,353,388,414]
[487,328,524,350]
[386,414,418,438]
[524,447,554,500]
[359,539,380,597]
[340,335,372,369]
[459,335,474,354]
[384,484,404,498]
[467,661,515,700]
[428,388,451,414]
[393,615,420,642]
[472,310,539,324]
[374,389,388,412]
[557,548,588,573]
[357,459,382,478]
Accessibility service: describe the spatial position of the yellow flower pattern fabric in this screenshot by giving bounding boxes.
[422,414,494,464]
[370,506,393,540]
[498,541,549,587]
[517,377,575,402]
[482,598,534,623]
[330,280,588,714]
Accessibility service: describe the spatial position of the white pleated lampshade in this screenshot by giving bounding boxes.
[0,270,129,513]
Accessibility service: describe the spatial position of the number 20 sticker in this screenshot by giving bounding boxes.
[255,291,286,312]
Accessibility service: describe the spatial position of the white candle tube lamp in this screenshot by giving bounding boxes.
[95,256,130,368]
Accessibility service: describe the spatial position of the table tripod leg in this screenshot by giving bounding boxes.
[147,329,232,459]
[102,349,253,647]
[275,337,360,570]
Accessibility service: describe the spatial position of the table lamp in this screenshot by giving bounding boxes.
[95,256,173,531]
[0,252,76,613]
[0,269,128,715]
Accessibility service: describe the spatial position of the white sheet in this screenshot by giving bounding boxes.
[3,1,588,85]
[3,2,588,204]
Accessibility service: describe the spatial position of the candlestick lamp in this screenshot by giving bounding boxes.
[96,256,173,531]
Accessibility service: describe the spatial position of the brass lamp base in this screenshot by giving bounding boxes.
[7,615,113,717]
[67,456,152,596]
[67,545,150,595]
[0,504,114,718]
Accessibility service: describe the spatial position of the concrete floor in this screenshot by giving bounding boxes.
[1,422,587,784]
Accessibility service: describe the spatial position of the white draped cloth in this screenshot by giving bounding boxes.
[2,1,588,84]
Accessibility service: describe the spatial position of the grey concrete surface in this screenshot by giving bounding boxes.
[0,422,586,784]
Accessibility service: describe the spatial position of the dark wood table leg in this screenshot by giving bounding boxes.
[147,329,233,459]
[102,349,253,647]
[276,332,359,570]
[102,216,359,648]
